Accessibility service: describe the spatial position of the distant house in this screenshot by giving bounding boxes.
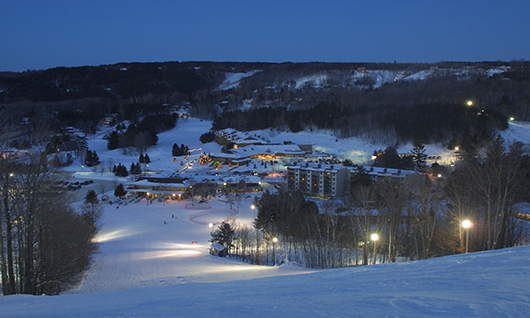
[56,140,84,152]
[210,243,228,257]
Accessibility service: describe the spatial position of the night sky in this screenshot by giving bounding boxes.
[1,0,529,72]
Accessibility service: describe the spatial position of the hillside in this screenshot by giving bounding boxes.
[1,216,529,317]
[0,118,529,316]
[1,60,529,149]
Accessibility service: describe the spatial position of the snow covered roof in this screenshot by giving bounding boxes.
[288,162,416,177]
[358,165,416,178]
[210,243,227,251]
[222,175,261,184]
[230,144,306,157]
[288,162,348,173]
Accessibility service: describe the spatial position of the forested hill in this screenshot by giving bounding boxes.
[1,60,529,149]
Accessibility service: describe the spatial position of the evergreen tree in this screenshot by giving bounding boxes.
[144,154,151,163]
[85,150,94,166]
[342,159,355,167]
[85,149,100,167]
[372,146,402,169]
[180,144,189,156]
[200,131,215,144]
[172,143,179,156]
[84,190,98,205]
[114,163,129,177]
[82,190,102,231]
[130,162,142,175]
[352,165,372,187]
[411,142,427,171]
[107,130,120,150]
[210,222,235,248]
[92,151,100,166]
[114,183,127,198]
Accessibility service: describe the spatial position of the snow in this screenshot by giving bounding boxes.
[218,70,261,90]
[1,118,529,317]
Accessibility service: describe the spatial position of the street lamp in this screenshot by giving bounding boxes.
[209,223,214,235]
[272,237,278,265]
[251,204,256,219]
[462,220,472,253]
[371,233,379,265]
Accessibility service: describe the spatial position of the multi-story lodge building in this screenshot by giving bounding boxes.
[287,162,418,199]
[287,162,350,198]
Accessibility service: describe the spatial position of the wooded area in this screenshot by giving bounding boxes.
[214,135,530,269]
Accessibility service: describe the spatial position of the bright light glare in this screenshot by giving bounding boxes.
[93,228,142,243]
[132,249,201,261]
[462,220,472,228]
[371,233,379,241]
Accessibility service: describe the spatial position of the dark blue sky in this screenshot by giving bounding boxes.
[1,0,529,72]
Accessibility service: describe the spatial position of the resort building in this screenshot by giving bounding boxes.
[287,162,350,198]
[287,162,418,199]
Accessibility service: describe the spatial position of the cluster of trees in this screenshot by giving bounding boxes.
[199,131,215,144]
[370,143,427,171]
[112,163,129,177]
[129,162,142,175]
[172,143,189,157]
[84,149,100,167]
[0,153,98,295]
[224,136,530,268]
[444,135,530,250]
[0,62,216,103]
[139,153,151,164]
[2,61,529,153]
[106,114,177,153]
[212,98,508,148]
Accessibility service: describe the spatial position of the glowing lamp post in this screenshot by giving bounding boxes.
[251,204,256,219]
[371,233,379,265]
[209,222,214,235]
[272,237,278,265]
[462,220,472,253]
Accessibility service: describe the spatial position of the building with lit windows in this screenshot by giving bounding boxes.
[287,162,350,198]
[287,162,418,199]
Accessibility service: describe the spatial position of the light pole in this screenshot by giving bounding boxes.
[371,233,379,265]
[209,222,214,235]
[272,237,278,266]
[462,220,472,253]
[251,204,256,219]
